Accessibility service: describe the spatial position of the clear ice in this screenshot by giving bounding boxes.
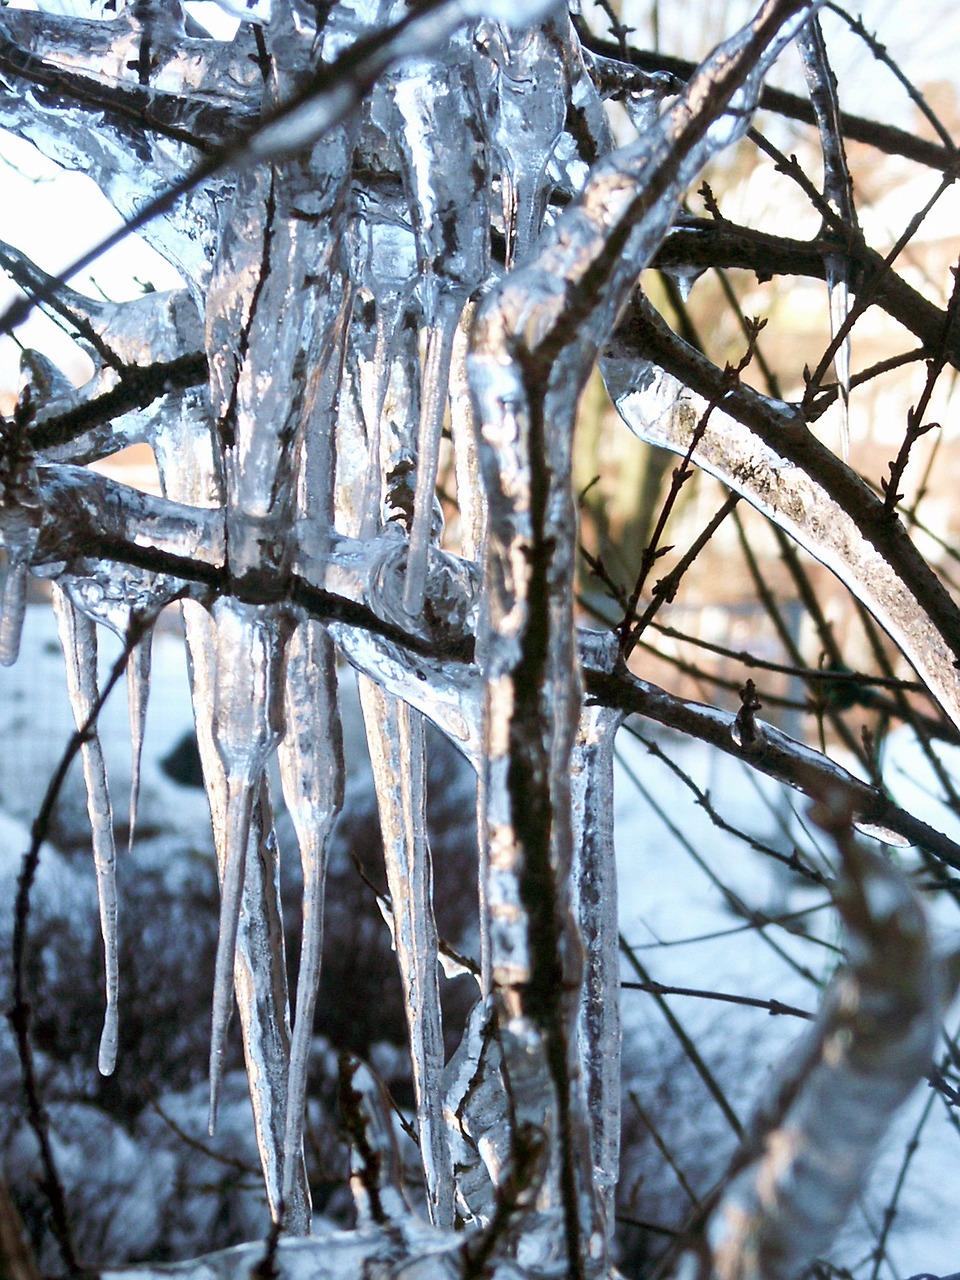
[3,0,941,1276]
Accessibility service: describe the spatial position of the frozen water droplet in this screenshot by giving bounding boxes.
[853,819,912,849]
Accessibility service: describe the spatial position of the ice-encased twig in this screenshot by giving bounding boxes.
[0,16,244,292]
[569,632,623,1244]
[358,677,453,1227]
[339,1053,411,1227]
[52,584,119,1077]
[600,296,960,737]
[707,804,943,1280]
[277,619,345,1208]
[796,15,857,460]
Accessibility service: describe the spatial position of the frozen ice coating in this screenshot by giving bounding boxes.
[0,8,253,291]
[389,44,489,617]
[5,0,940,1274]
[52,585,120,1077]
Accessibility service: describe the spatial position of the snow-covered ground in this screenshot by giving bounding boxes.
[2,602,960,1275]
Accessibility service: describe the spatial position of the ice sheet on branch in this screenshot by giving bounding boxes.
[600,301,960,737]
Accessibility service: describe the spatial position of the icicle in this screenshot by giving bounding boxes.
[480,20,567,267]
[126,632,152,856]
[358,677,453,1228]
[796,16,857,461]
[0,373,42,668]
[388,45,490,620]
[277,619,345,1208]
[570,631,624,1245]
[52,585,119,1077]
[207,600,288,1135]
[663,264,707,302]
[401,289,462,620]
[54,567,159,862]
[0,560,28,668]
[181,599,309,1232]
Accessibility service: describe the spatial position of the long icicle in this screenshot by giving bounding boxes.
[52,585,119,1077]
[358,678,453,1227]
[277,618,345,1208]
[180,598,309,1230]
[126,631,152,857]
[206,600,287,1135]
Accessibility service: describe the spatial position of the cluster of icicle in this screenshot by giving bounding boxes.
[0,1,949,1276]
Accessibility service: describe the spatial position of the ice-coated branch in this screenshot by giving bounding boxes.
[601,294,960,735]
[576,31,956,172]
[468,2,824,1272]
[0,9,258,152]
[584,665,960,868]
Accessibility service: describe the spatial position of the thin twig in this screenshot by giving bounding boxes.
[622,980,815,1020]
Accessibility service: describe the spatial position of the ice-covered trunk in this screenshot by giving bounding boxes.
[467,5,825,1270]
[470,322,599,1276]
